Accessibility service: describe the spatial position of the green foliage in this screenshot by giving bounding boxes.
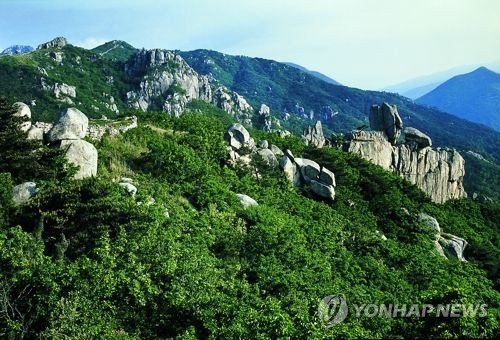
[0,97,69,182]
[0,95,499,337]
[91,40,138,62]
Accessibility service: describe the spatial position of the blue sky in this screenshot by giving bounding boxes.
[1,0,499,89]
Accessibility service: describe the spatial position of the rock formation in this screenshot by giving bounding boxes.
[257,104,272,131]
[302,120,326,148]
[369,103,403,144]
[37,37,67,50]
[236,194,259,209]
[12,102,32,132]
[224,124,336,201]
[345,103,466,204]
[418,213,468,261]
[12,182,38,206]
[118,177,137,198]
[125,49,252,120]
[46,108,98,179]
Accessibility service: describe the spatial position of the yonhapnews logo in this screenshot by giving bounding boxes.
[317,294,488,327]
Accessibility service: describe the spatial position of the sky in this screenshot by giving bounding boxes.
[0,0,499,89]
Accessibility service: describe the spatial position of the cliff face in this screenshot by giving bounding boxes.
[344,103,466,203]
[125,49,252,120]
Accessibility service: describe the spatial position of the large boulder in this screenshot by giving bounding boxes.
[319,167,336,187]
[309,180,335,200]
[46,108,89,142]
[256,148,278,167]
[236,194,258,209]
[27,125,44,140]
[345,126,466,203]
[228,123,250,145]
[404,127,432,149]
[12,102,31,132]
[279,156,301,186]
[295,158,321,182]
[369,103,403,144]
[60,139,98,179]
[269,144,283,157]
[440,233,468,262]
[257,140,269,149]
[418,213,441,237]
[12,182,38,206]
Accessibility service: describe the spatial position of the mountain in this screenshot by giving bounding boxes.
[1,37,499,201]
[383,61,500,99]
[1,37,499,338]
[179,49,500,161]
[91,40,137,62]
[1,45,34,55]
[1,96,499,338]
[284,62,341,85]
[416,67,500,131]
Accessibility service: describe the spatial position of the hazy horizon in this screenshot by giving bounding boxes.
[1,0,499,90]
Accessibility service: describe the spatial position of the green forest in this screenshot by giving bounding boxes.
[0,97,498,338]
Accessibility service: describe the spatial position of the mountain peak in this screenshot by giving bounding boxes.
[37,37,68,50]
[0,45,34,55]
[92,40,137,62]
[471,66,496,75]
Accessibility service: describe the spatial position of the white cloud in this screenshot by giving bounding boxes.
[75,37,109,49]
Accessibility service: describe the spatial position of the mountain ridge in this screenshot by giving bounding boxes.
[416,67,500,131]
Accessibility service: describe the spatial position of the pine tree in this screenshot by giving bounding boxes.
[0,97,68,182]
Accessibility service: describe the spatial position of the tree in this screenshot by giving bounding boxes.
[0,97,68,182]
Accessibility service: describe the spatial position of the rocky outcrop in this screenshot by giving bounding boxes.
[290,157,336,200]
[225,124,336,201]
[393,145,465,203]
[37,37,67,50]
[118,177,137,198]
[236,194,258,209]
[345,130,394,171]
[403,127,432,149]
[257,104,272,131]
[33,116,138,141]
[418,213,468,261]
[12,182,38,206]
[12,102,31,132]
[87,116,138,140]
[125,49,252,120]
[46,108,98,179]
[1,45,34,55]
[60,139,98,179]
[345,103,466,204]
[302,121,326,148]
[369,103,403,144]
[53,83,76,99]
[46,108,89,143]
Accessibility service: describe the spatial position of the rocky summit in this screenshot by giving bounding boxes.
[345,103,466,203]
[125,48,253,120]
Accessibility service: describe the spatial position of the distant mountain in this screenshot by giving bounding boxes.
[1,45,34,55]
[91,40,137,62]
[416,67,500,131]
[1,39,500,163]
[383,61,500,99]
[180,49,500,161]
[284,62,341,85]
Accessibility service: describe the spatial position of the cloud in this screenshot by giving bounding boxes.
[75,37,109,49]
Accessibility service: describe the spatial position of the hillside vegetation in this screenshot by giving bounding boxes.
[0,98,498,338]
[180,49,500,161]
